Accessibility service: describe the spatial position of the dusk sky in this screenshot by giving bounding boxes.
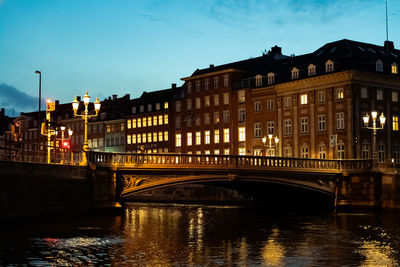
[0,0,399,115]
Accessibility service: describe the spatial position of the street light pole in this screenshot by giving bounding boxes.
[35,70,41,162]
[363,111,385,162]
[72,91,101,166]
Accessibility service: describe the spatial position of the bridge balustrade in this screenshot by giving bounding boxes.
[88,151,374,173]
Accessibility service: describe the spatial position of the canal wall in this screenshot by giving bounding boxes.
[0,161,117,219]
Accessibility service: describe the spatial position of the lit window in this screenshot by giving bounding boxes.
[291,68,299,79]
[393,116,399,131]
[164,102,169,109]
[137,118,142,128]
[175,134,182,147]
[238,147,246,155]
[300,117,308,133]
[301,146,309,158]
[158,131,163,142]
[147,116,152,127]
[392,63,398,74]
[164,131,168,141]
[223,128,230,143]
[214,149,220,155]
[325,60,334,72]
[127,135,131,145]
[164,114,168,124]
[143,117,147,127]
[300,94,308,105]
[254,123,261,137]
[392,91,398,102]
[267,73,275,84]
[205,130,210,144]
[153,132,157,142]
[205,96,210,107]
[158,115,163,125]
[376,60,383,72]
[319,144,326,159]
[142,133,147,143]
[214,129,220,143]
[224,148,230,155]
[238,127,246,142]
[213,112,220,124]
[132,134,137,144]
[336,112,345,129]
[153,116,157,126]
[336,88,344,99]
[147,132,152,143]
[196,131,201,145]
[308,64,316,76]
[318,115,326,131]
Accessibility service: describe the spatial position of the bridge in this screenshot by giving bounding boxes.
[88,151,378,207]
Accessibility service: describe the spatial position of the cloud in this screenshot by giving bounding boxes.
[140,13,162,21]
[0,83,37,111]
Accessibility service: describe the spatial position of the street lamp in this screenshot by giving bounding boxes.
[363,111,385,161]
[35,70,41,162]
[262,135,279,156]
[72,91,101,166]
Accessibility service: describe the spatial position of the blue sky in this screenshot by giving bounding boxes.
[0,0,399,115]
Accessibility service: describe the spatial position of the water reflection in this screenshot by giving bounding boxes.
[0,204,399,266]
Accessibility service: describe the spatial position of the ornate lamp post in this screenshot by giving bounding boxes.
[57,126,73,164]
[363,111,385,161]
[262,135,279,156]
[35,70,41,162]
[72,91,101,166]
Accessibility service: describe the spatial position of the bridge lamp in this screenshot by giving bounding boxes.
[71,91,101,166]
[362,111,385,162]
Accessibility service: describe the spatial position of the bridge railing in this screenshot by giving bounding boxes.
[88,151,374,172]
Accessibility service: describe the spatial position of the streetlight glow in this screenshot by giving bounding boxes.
[72,97,79,112]
[371,111,378,119]
[83,91,90,104]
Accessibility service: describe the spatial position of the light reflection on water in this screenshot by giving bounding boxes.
[0,203,399,266]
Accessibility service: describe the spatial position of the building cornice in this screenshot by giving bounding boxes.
[181,68,245,81]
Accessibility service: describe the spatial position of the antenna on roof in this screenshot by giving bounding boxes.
[385,1,389,41]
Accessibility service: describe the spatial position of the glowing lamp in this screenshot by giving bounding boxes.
[60,126,66,131]
[262,136,267,144]
[83,91,90,105]
[379,113,386,125]
[72,97,79,111]
[363,115,369,125]
[94,97,101,112]
[371,111,378,119]
[68,128,73,136]
[275,136,280,144]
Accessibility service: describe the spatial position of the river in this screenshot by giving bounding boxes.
[1,203,400,266]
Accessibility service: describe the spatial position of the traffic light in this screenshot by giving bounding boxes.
[60,140,70,149]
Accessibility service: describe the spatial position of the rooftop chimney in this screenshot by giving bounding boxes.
[172,83,177,89]
[55,100,59,107]
[384,40,394,53]
[209,64,214,68]
[270,45,282,55]
[1,108,4,117]
[112,94,117,100]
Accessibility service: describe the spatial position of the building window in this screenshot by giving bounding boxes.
[213,112,220,124]
[393,116,399,131]
[238,147,246,156]
[205,96,210,107]
[308,64,316,76]
[393,91,398,102]
[224,148,230,155]
[132,107,136,114]
[301,146,309,158]
[151,115,156,126]
[223,128,230,143]
[127,135,131,145]
[195,80,201,92]
[337,143,345,159]
[137,118,142,128]
[175,117,181,128]
[319,144,326,159]
[392,63,398,74]
[214,149,220,155]
[223,110,230,123]
[140,105,144,113]
[175,134,182,147]
[361,87,368,99]
[164,131,168,141]
[148,132,152,143]
[127,119,132,129]
[195,132,201,145]
[164,114,169,124]
[214,77,219,88]
[362,143,369,159]
[254,123,262,137]
[205,130,210,144]
[336,112,345,129]
[291,68,299,79]
[284,119,292,135]
[377,89,384,101]
[204,113,210,125]
[255,75,262,87]
[224,75,229,87]
[318,115,326,131]
[158,115,163,125]
[186,132,192,146]
[164,102,169,109]
[132,134,137,144]
[187,82,192,93]
[376,60,383,72]
[158,131,163,142]
[142,133,147,143]
[205,79,210,91]
[267,121,275,135]
[175,101,181,112]
[156,103,160,110]
[195,97,201,109]
[254,101,261,112]
[223,92,229,105]
[284,97,291,108]
[238,108,246,122]
[143,117,147,127]
[300,117,308,133]
[148,104,152,112]
[284,147,292,157]
[214,94,219,106]
[317,91,325,103]
[186,99,192,110]
[266,100,274,110]
[325,60,334,72]
[267,73,275,84]
[214,129,220,143]
[394,145,400,163]
[153,132,157,142]
[238,127,246,142]
[336,88,344,99]
[378,144,385,163]
[238,90,245,103]
[300,94,308,105]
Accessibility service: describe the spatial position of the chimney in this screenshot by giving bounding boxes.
[124,94,130,99]
[210,64,214,68]
[55,100,59,107]
[1,108,4,117]
[112,94,117,100]
[384,40,394,53]
[270,45,282,55]
[172,83,177,89]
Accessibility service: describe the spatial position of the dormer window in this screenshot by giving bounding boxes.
[392,63,398,74]
[325,60,334,72]
[308,64,316,76]
[255,75,263,87]
[376,60,383,72]
[291,67,299,79]
[267,73,275,85]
